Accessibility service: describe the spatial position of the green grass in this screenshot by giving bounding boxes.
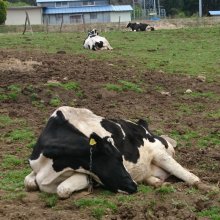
[0,27,220,78]
[138,184,153,194]
[74,197,117,219]
[5,128,35,142]
[197,206,220,220]
[2,155,23,169]
[49,96,62,107]
[155,185,176,194]
[0,115,13,127]
[105,80,143,93]
[40,193,58,208]
[0,84,22,102]
[47,81,80,91]
[0,168,31,192]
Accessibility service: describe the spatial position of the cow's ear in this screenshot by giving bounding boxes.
[89,132,102,147]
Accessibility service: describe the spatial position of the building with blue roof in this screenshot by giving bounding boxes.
[36,0,133,25]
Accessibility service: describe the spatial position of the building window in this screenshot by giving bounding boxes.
[82,1,95,6]
[56,2,69,7]
[70,14,83,24]
[90,13,97,20]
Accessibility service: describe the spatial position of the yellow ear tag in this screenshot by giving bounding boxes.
[89,138,96,146]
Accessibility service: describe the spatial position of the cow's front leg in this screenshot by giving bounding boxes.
[153,151,200,186]
[57,173,89,199]
[24,171,38,191]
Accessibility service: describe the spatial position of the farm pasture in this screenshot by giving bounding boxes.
[0,27,219,220]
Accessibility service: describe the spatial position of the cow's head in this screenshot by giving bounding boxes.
[89,133,137,194]
[126,22,131,28]
[88,29,99,37]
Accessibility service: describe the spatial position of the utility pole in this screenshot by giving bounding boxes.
[157,0,160,16]
[199,0,202,17]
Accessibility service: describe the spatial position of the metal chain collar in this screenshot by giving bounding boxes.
[88,147,93,193]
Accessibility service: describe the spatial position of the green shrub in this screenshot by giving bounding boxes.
[0,0,7,25]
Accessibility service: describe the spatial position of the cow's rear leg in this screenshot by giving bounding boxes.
[153,152,200,186]
[24,171,38,191]
[57,173,89,199]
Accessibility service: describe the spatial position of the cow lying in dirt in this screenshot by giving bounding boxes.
[127,22,155,31]
[83,29,113,51]
[25,106,217,198]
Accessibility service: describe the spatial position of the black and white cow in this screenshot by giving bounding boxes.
[25,107,216,198]
[83,29,113,51]
[24,109,137,198]
[127,22,155,31]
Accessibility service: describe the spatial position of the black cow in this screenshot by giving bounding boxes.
[127,22,155,31]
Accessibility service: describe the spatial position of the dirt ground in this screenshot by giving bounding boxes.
[0,49,219,220]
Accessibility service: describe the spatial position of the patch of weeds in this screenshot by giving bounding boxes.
[1,192,27,201]
[155,85,165,92]
[2,155,23,169]
[197,133,220,148]
[49,96,61,107]
[155,185,176,194]
[5,128,35,142]
[119,80,143,93]
[47,81,80,91]
[0,168,31,191]
[186,187,198,194]
[116,194,135,203]
[207,109,220,119]
[178,104,192,115]
[26,139,36,149]
[32,100,45,108]
[170,129,199,147]
[91,207,105,220]
[171,199,186,209]
[61,82,79,90]
[105,83,123,92]
[7,84,22,101]
[40,193,58,208]
[197,206,220,220]
[138,184,153,194]
[104,80,143,93]
[184,91,219,100]
[0,94,8,101]
[0,115,13,127]
[74,197,117,219]
[99,190,115,197]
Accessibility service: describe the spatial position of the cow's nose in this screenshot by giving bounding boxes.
[128,182,137,194]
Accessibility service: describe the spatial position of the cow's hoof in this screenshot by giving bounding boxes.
[57,185,72,199]
[24,178,38,191]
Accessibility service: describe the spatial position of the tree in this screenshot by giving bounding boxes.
[0,0,7,24]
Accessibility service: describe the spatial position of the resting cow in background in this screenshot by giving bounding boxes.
[127,22,155,31]
[25,107,217,198]
[83,29,113,51]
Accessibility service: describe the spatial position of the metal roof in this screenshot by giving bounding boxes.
[208,11,220,16]
[43,5,133,14]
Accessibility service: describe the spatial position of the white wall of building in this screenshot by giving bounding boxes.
[110,12,131,22]
[5,8,43,25]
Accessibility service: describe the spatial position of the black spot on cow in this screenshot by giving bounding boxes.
[95,41,104,49]
[101,119,155,163]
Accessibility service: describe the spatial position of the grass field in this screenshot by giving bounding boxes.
[0,26,219,220]
[0,26,220,77]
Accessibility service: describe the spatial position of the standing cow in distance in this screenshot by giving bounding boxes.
[83,29,113,51]
[127,22,155,31]
[24,106,218,199]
